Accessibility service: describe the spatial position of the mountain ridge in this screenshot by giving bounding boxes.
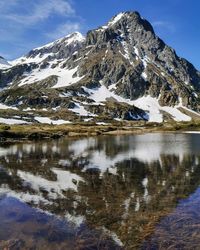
[0,11,200,125]
[0,56,11,70]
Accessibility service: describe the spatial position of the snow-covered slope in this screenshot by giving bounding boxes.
[83,83,192,122]
[5,32,85,90]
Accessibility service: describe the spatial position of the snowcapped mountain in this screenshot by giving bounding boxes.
[12,32,85,66]
[0,11,200,124]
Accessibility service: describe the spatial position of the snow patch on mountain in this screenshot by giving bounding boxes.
[12,52,54,65]
[18,65,83,87]
[108,12,125,26]
[133,96,191,122]
[86,83,191,122]
[53,66,84,88]
[0,118,30,125]
[97,12,126,31]
[0,103,18,110]
[34,117,71,125]
[69,102,96,117]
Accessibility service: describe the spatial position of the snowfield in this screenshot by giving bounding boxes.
[85,83,192,122]
[18,65,83,88]
[0,118,29,125]
[34,117,71,125]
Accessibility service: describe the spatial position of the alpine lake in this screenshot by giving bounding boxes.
[1,132,200,249]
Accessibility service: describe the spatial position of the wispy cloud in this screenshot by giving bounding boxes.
[152,21,176,33]
[0,0,84,59]
[46,22,81,40]
[0,0,19,10]
[3,0,75,25]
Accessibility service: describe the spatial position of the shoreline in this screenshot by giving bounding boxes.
[1,121,200,145]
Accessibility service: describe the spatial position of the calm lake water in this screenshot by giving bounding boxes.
[1,133,200,249]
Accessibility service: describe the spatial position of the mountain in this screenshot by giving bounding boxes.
[0,11,200,125]
[0,56,11,70]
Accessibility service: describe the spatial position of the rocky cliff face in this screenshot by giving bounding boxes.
[0,11,200,124]
[78,12,200,107]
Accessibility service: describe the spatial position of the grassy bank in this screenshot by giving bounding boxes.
[0,121,200,144]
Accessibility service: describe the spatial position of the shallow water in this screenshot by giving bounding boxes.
[1,133,200,249]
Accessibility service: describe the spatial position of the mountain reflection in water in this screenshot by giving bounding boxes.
[0,133,200,249]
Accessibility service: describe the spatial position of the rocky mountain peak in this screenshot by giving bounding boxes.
[85,11,157,55]
[81,11,200,111]
[107,11,154,33]
[91,11,154,35]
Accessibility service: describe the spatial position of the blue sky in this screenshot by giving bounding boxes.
[0,0,200,69]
